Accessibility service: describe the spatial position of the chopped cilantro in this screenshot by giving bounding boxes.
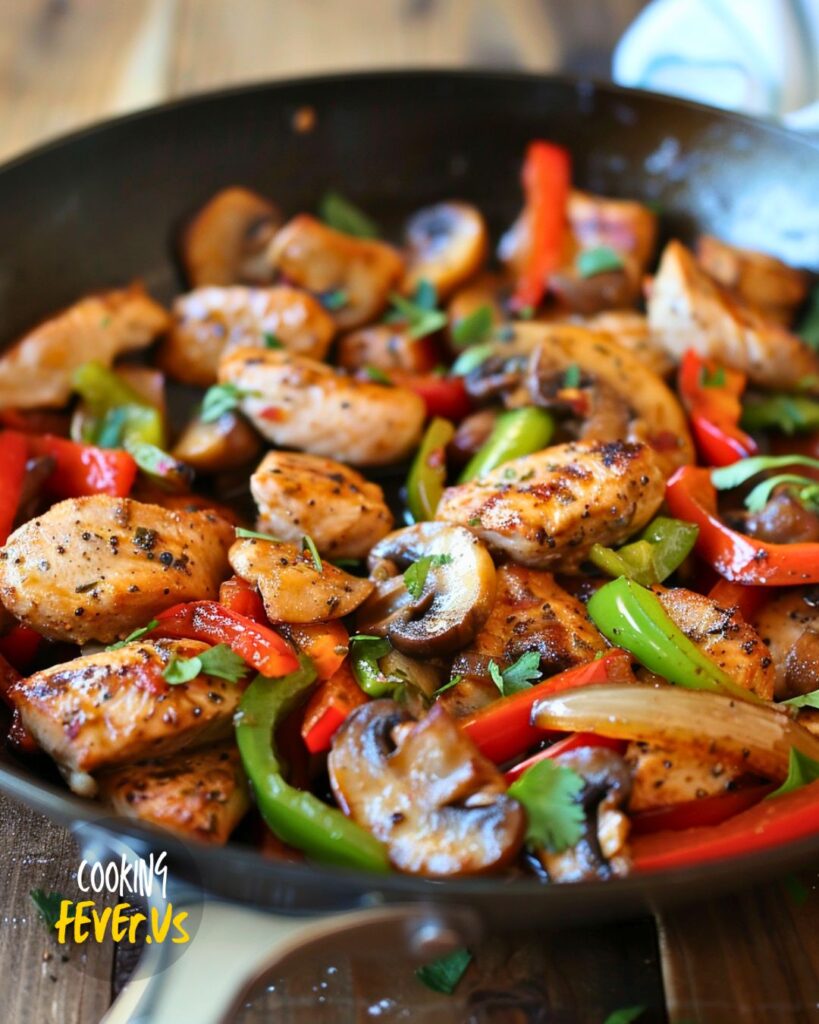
[320,288,348,311]
[507,758,586,852]
[319,190,379,238]
[467,516,483,527]
[235,527,281,542]
[450,341,495,376]
[302,534,323,572]
[30,889,71,931]
[576,245,624,278]
[434,675,462,697]
[768,747,819,799]
[201,382,256,423]
[403,554,453,599]
[488,651,542,696]
[385,281,447,340]
[701,365,726,388]
[263,333,284,349]
[106,619,158,651]
[783,689,819,710]
[364,364,393,385]
[451,305,493,349]
[563,364,581,389]
[603,1007,645,1024]
[415,947,472,994]
[164,644,248,685]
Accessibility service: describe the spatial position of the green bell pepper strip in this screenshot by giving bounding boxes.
[235,656,390,872]
[406,417,455,521]
[588,517,699,586]
[459,407,554,482]
[72,362,166,448]
[349,636,395,697]
[587,577,762,704]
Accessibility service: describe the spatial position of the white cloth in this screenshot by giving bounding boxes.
[613,0,819,129]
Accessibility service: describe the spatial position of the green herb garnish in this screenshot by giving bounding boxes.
[364,364,393,385]
[163,643,248,685]
[507,757,586,852]
[488,651,541,696]
[235,527,281,542]
[386,281,447,340]
[263,333,284,349]
[107,619,159,651]
[769,747,819,799]
[403,554,453,599]
[320,289,349,311]
[201,382,256,423]
[302,534,323,572]
[451,305,493,349]
[576,245,624,278]
[319,190,379,238]
[30,889,71,932]
[415,947,472,995]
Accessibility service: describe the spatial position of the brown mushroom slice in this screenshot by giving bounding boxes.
[329,700,525,876]
[160,285,336,387]
[181,186,281,287]
[402,202,489,300]
[268,215,404,329]
[229,537,373,623]
[336,323,436,375]
[358,522,496,657]
[171,412,261,474]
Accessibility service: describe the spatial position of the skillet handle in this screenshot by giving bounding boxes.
[102,899,480,1024]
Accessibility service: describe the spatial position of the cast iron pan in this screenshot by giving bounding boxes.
[1,71,819,930]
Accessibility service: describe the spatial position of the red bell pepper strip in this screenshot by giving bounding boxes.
[632,779,819,873]
[219,576,267,624]
[666,465,819,585]
[511,140,571,312]
[708,579,771,621]
[0,623,41,672]
[151,601,298,678]
[389,372,472,422]
[28,433,137,498]
[461,649,634,764]
[630,783,774,836]
[678,350,757,467]
[505,732,625,783]
[301,661,367,754]
[279,621,349,681]
[0,431,28,543]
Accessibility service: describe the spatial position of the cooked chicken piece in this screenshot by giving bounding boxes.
[0,286,169,409]
[250,451,393,559]
[655,585,775,700]
[0,496,233,644]
[402,201,489,299]
[648,240,819,391]
[626,739,746,811]
[130,486,243,526]
[517,322,694,475]
[567,189,657,275]
[752,587,819,699]
[13,638,243,795]
[697,235,809,326]
[268,215,404,329]
[335,324,436,375]
[218,347,425,466]
[229,536,373,622]
[160,285,335,387]
[171,411,262,474]
[181,186,280,287]
[444,566,608,716]
[436,440,666,571]
[581,310,674,377]
[98,743,249,844]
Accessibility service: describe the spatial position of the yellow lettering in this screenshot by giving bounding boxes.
[151,904,172,944]
[109,903,132,943]
[73,900,95,944]
[91,905,112,943]
[127,910,147,944]
[53,900,76,945]
[171,909,190,944]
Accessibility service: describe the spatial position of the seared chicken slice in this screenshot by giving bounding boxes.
[13,639,244,795]
[436,440,665,571]
[181,186,280,287]
[218,347,425,466]
[0,286,169,409]
[648,240,819,391]
[696,235,809,326]
[626,739,747,811]
[444,566,608,716]
[250,451,393,559]
[752,587,819,699]
[267,215,404,329]
[98,743,249,845]
[229,536,373,622]
[160,285,335,387]
[655,586,775,700]
[0,496,233,644]
[581,310,674,378]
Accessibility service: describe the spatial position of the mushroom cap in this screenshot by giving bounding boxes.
[403,201,489,300]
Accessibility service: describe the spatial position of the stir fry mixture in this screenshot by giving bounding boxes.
[3,141,819,883]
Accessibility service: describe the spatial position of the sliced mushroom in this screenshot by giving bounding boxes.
[181,186,281,287]
[536,747,632,883]
[268,215,404,329]
[328,700,525,876]
[335,323,437,375]
[752,586,819,699]
[171,411,261,474]
[357,522,496,656]
[402,202,488,300]
[228,537,373,623]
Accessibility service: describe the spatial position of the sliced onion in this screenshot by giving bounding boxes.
[532,684,819,782]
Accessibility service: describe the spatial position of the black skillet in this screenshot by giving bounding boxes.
[2,73,819,1013]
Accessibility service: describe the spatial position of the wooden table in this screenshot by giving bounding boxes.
[1,2,818,1021]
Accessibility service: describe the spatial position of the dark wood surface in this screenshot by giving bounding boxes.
[3,2,819,1022]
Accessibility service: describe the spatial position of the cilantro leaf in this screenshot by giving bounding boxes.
[364,364,393,385]
[711,454,819,491]
[488,651,542,696]
[783,689,819,710]
[563,363,581,389]
[450,341,495,376]
[302,534,323,572]
[320,289,348,311]
[319,190,379,238]
[451,305,493,349]
[769,747,819,799]
[263,333,284,349]
[106,619,158,651]
[603,1007,645,1024]
[507,757,586,852]
[403,554,453,599]
[701,365,726,388]
[235,527,281,542]
[30,889,70,931]
[576,245,624,278]
[434,674,462,697]
[415,947,472,994]
[163,643,248,685]
[386,281,447,340]
[201,382,256,423]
